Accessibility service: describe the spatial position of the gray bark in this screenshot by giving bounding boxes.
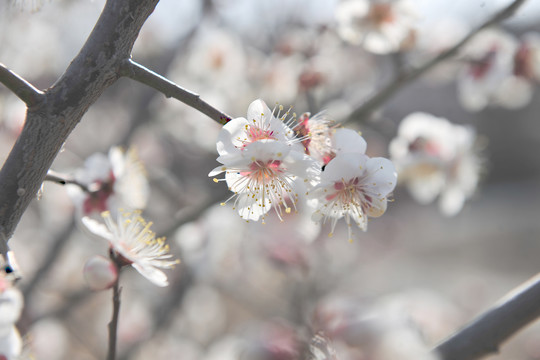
[0,0,160,256]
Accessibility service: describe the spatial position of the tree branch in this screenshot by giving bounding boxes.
[434,273,540,360]
[107,252,122,360]
[348,0,528,122]
[0,0,160,257]
[120,59,232,125]
[0,63,45,107]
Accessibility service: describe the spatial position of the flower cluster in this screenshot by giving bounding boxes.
[458,28,540,111]
[210,99,397,241]
[390,112,483,216]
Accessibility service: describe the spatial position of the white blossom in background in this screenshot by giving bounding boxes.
[390,112,482,216]
[68,146,149,216]
[335,0,417,54]
[457,28,518,111]
[82,210,178,287]
[309,153,397,240]
[0,256,23,360]
[495,31,540,109]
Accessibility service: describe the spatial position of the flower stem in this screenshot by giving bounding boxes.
[107,252,122,360]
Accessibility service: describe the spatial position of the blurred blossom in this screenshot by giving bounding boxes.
[457,28,526,111]
[389,112,483,216]
[28,319,68,360]
[185,26,248,90]
[83,255,118,291]
[82,210,178,287]
[0,256,23,360]
[335,0,417,54]
[240,321,301,360]
[68,146,149,216]
[312,293,443,360]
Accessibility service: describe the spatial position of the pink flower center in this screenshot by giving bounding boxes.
[514,43,533,78]
[83,171,116,214]
[469,46,497,80]
[368,3,395,26]
[246,125,277,144]
[241,159,283,184]
[326,177,373,213]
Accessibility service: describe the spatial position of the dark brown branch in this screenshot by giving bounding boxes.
[0,0,160,257]
[0,63,44,107]
[120,59,232,125]
[348,0,528,122]
[434,273,540,360]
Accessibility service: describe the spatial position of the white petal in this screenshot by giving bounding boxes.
[364,157,398,196]
[81,217,114,242]
[333,128,367,155]
[132,262,169,287]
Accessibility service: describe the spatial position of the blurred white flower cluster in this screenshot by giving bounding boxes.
[390,112,483,216]
[458,28,540,111]
[210,99,397,241]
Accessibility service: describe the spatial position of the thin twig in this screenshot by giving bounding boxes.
[44,170,90,192]
[107,253,122,360]
[0,63,44,107]
[120,59,232,125]
[434,273,540,360]
[348,0,528,122]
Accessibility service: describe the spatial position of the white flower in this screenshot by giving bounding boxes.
[69,146,149,215]
[335,0,416,54]
[389,112,482,216]
[216,99,299,162]
[297,112,367,166]
[309,153,397,240]
[210,139,320,222]
[457,28,518,111]
[82,211,178,287]
[83,255,118,291]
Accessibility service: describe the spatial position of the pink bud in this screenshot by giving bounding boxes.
[83,256,118,291]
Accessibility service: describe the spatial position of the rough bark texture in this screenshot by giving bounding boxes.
[0,0,160,255]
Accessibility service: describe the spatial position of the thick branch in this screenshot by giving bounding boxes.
[434,273,540,360]
[120,59,232,124]
[0,63,44,107]
[348,0,528,121]
[0,0,160,256]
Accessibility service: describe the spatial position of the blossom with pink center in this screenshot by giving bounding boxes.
[457,28,519,111]
[309,153,397,240]
[210,139,320,222]
[297,112,367,166]
[335,0,416,54]
[82,210,178,287]
[216,99,301,163]
[389,112,482,216]
[68,146,149,216]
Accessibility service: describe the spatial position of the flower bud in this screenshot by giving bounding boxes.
[83,256,118,291]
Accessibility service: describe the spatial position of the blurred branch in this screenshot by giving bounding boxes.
[0,0,160,257]
[434,273,540,360]
[0,62,44,107]
[44,169,90,192]
[348,0,528,122]
[22,216,76,301]
[120,59,232,125]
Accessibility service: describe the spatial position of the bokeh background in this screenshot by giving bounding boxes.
[1,0,540,359]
